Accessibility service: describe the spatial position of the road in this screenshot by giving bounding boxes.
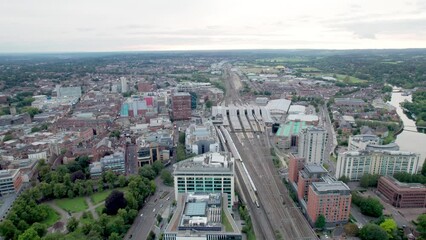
[124,172,174,240]
[320,104,337,175]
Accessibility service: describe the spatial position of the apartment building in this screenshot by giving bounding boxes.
[298,126,328,165]
[171,92,191,121]
[335,150,420,181]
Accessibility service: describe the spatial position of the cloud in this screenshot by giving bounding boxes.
[329,18,426,39]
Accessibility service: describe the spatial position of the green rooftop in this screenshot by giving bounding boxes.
[276,121,307,137]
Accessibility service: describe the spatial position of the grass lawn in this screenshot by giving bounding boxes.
[90,187,129,205]
[55,197,88,213]
[95,205,105,216]
[40,204,60,226]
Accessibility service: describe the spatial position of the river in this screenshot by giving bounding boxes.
[389,91,426,167]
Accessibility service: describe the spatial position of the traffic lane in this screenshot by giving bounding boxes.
[127,191,174,240]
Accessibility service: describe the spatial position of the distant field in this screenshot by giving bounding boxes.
[256,57,309,63]
[311,73,367,84]
[295,67,321,72]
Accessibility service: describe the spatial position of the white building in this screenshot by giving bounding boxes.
[173,152,235,208]
[298,127,328,165]
[120,77,128,93]
[28,151,47,160]
[348,134,399,151]
[185,121,220,155]
[335,150,420,180]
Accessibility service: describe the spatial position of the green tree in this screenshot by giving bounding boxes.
[379,218,397,238]
[161,169,173,186]
[338,175,349,183]
[417,214,426,238]
[205,100,213,109]
[31,222,47,238]
[422,161,426,176]
[118,175,127,187]
[3,134,13,142]
[139,165,156,180]
[19,227,40,240]
[0,219,19,240]
[359,223,389,240]
[178,132,185,144]
[315,214,326,230]
[109,232,121,240]
[152,161,164,175]
[67,217,79,232]
[360,174,380,188]
[104,170,117,189]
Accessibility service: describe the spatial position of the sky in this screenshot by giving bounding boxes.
[0,0,426,52]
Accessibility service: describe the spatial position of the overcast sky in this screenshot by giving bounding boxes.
[0,0,425,52]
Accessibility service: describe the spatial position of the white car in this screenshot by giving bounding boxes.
[153,208,156,212]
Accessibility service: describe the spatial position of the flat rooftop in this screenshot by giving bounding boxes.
[382,176,426,190]
[312,181,351,195]
[166,193,240,235]
[276,121,307,137]
[174,152,234,174]
[305,164,328,174]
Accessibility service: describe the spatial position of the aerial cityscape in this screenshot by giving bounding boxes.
[1,1,426,240]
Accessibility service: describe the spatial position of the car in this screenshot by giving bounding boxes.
[153,208,156,212]
[140,214,143,217]
[160,204,163,208]
[166,197,170,201]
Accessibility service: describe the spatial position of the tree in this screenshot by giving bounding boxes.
[71,170,86,182]
[118,175,127,187]
[152,161,164,175]
[360,174,380,188]
[105,190,127,215]
[109,130,120,139]
[3,134,13,142]
[18,227,40,240]
[379,218,397,238]
[32,222,47,238]
[343,223,359,237]
[422,162,426,176]
[417,214,426,238]
[315,214,326,230]
[104,170,117,189]
[338,175,349,183]
[67,217,79,232]
[109,232,121,240]
[361,197,383,217]
[0,219,19,240]
[205,100,213,109]
[359,223,389,240]
[139,165,156,180]
[161,169,173,186]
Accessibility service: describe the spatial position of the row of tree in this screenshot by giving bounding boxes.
[351,192,383,217]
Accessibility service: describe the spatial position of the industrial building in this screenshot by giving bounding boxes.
[185,121,220,155]
[298,127,328,165]
[275,121,308,150]
[377,176,426,208]
[335,150,420,180]
[163,193,241,240]
[172,92,192,120]
[173,152,235,208]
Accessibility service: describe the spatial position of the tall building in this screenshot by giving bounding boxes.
[298,127,327,165]
[164,193,241,240]
[297,165,328,201]
[173,152,235,208]
[335,150,420,180]
[185,121,219,155]
[377,176,426,208]
[306,179,351,227]
[0,169,23,195]
[171,92,191,120]
[120,77,128,93]
[288,155,305,183]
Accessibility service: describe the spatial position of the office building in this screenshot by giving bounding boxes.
[377,176,426,208]
[185,121,220,155]
[335,150,420,181]
[171,92,191,120]
[306,179,351,227]
[164,193,241,240]
[120,77,128,93]
[298,127,327,165]
[0,169,23,196]
[173,152,235,208]
[90,152,125,178]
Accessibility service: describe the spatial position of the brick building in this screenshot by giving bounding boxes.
[377,176,426,208]
[288,156,305,183]
[171,92,191,120]
[297,165,328,201]
[306,178,352,227]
